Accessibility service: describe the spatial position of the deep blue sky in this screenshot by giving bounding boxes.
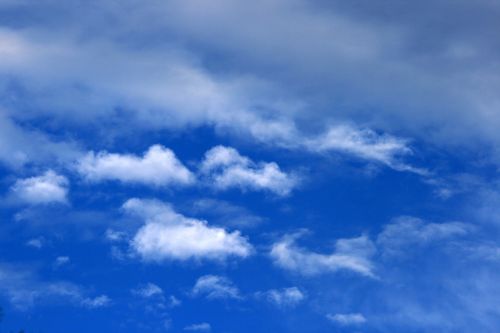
[1,1,500,332]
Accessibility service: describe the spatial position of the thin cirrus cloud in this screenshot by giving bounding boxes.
[376,216,472,257]
[77,145,194,187]
[123,198,253,262]
[270,232,376,278]
[184,323,211,332]
[0,263,109,310]
[191,275,241,300]
[326,313,367,326]
[10,170,69,205]
[200,145,298,196]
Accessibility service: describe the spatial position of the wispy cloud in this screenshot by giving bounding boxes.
[270,232,376,277]
[191,275,241,300]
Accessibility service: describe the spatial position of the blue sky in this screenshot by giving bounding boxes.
[1,0,500,332]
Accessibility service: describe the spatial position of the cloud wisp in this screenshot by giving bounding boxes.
[270,233,376,278]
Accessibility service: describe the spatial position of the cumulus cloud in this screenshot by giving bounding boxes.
[201,145,297,195]
[256,287,305,308]
[77,145,194,187]
[10,170,69,205]
[327,313,366,326]
[123,198,252,262]
[184,323,211,331]
[270,233,376,277]
[377,216,472,256]
[191,275,241,300]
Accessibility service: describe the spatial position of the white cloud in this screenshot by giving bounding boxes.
[256,287,305,308]
[77,145,194,187]
[0,263,108,310]
[54,256,70,267]
[304,125,420,171]
[327,313,366,326]
[132,283,163,298]
[184,323,211,332]
[26,238,44,249]
[0,112,82,169]
[201,145,297,196]
[105,229,128,242]
[192,275,241,300]
[81,295,111,308]
[124,198,252,262]
[270,233,375,277]
[10,170,69,205]
[0,29,421,174]
[377,216,471,256]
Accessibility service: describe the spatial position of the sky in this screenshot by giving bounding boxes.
[1,0,500,332]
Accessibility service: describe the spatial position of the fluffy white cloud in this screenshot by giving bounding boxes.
[77,145,194,187]
[327,313,366,326]
[10,170,69,205]
[184,323,211,332]
[201,145,297,195]
[256,287,305,308]
[192,275,241,300]
[377,216,471,256]
[124,198,252,262]
[270,233,375,277]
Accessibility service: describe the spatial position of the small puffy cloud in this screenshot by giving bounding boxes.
[105,229,127,242]
[327,313,366,326]
[10,170,69,205]
[124,198,252,262]
[54,256,70,267]
[200,146,297,196]
[26,238,43,249]
[256,287,305,308]
[377,216,471,256]
[192,275,241,300]
[77,145,194,187]
[81,295,111,308]
[132,283,163,298]
[270,233,375,277]
[184,323,211,331]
